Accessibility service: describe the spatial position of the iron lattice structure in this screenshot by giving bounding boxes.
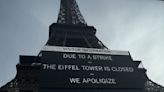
[1,0,164,92]
[47,0,107,49]
[57,0,87,25]
[145,78,164,92]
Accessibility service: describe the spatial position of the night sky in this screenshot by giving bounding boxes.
[0,0,164,87]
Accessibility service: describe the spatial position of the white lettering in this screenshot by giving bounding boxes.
[69,78,81,84]
[81,65,103,71]
[104,66,111,71]
[63,53,76,59]
[43,64,56,70]
[58,65,80,71]
[78,54,86,59]
[87,55,92,59]
[111,67,134,72]
[92,55,112,61]
[82,78,116,84]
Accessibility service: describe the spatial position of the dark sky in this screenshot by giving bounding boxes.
[0,0,164,87]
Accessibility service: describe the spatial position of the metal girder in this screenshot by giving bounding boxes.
[57,0,87,25]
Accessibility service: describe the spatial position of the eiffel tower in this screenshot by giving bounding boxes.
[0,0,164,92]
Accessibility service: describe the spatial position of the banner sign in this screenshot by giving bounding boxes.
[40,48,144,89]
[42,46,129,55]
